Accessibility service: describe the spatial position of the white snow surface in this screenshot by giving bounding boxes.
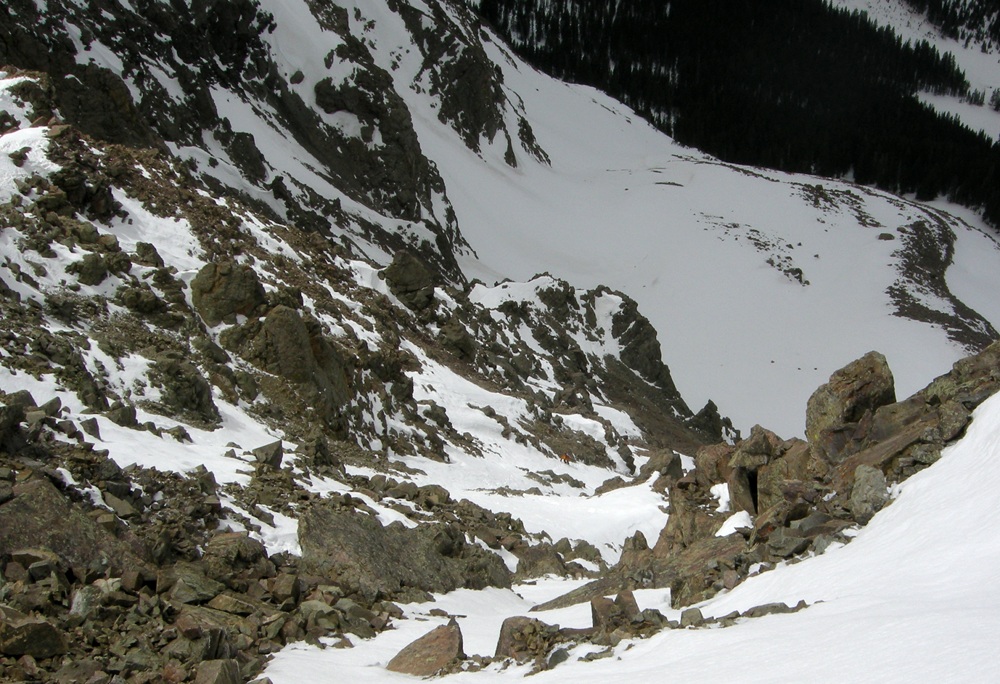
[394,25,1000,437]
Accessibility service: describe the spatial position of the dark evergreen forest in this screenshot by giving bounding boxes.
[474,0,1000,227]
[904,0,1000,49]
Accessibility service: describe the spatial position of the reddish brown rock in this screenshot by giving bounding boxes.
[387,620,464,676]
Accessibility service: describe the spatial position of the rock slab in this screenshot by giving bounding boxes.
[386,620,464,676]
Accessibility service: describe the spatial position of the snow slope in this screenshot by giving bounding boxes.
[382,24,1000,437]
[3,3,1000,681]
[22,0,1000,437]
[262,386,1000,683]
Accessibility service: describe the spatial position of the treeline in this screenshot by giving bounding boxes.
[904,0,1000,49]
[475,0,1000,226]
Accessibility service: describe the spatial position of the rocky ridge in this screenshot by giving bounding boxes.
[532,340,1000,614]
[0,0,549,284]
[0,63,722,681]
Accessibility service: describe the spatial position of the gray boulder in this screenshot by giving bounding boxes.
[849,465,889,524]
[679,607,704,628]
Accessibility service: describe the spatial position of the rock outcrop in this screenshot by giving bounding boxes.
[191,261,267,327]
[298,506,512,602]
[382,251,437,312]
[534,341,1000,612]
[805,350,896,462]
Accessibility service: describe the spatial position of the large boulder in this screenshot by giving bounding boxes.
[239,306,350,399]
[298,507,511,601]
[0,606,68,658]
[149,356,220,424]
[194,659,242,684]
[191,261,267,326]
[382,251,436,311]
[831,340,1000,489]
[590,591,642,634]
[805,351,896,463]
[0,477,149,577]
[224,305,353,428]
[386,620,464,676]
[512,544,568,580]
[494,616,560,664]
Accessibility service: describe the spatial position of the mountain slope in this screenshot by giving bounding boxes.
[473,0,1000,226]
[409,24,1000,436]
[2,1,1000,682]
[3,0,998,434]
[264,390,1000,682]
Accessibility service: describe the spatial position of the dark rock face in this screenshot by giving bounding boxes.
[386,620,465,676]
[298,507,511,601]
[56,64,160,149]
[3,0,473,281]
[829,340,1000,488]
[590,591,642,634]
[389,1,507,152]
[0,478,149,577]
[441,315,477,361]
[191,261,267,327]
[0,606,68,658]
[383,251,438,311]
